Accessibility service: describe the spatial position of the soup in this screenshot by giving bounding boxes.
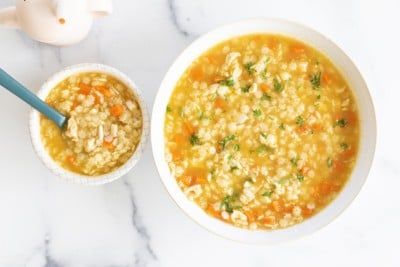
[164,34,359,229]
[40,72,143,176]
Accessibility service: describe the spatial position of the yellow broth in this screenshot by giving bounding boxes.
[40,72,143,176]
[164,34,359,229]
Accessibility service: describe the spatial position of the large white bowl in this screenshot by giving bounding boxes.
[151,18,376,244]
[29,63,149,185]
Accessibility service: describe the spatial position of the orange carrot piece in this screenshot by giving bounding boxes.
[66,155,75,165]
[103,140,114,150]
[95,85,112,97]
[190,66,204,81]
[184,167,207,185]
[178,175,193,186]
[296,125,309,134]
[301,166,311,176]
[323,73,331,84]
[311,123,323,133]
[206,204,221,218]
[110,104,124,117]
[263,216,276,225]
[260,83,269,92]
[340,147,355,160]
[78,83,91,95]
[244,210,256,223]
[292,44,305,54]
[272,200,282,212]
[183,121,196,136]
[214,97,227,109]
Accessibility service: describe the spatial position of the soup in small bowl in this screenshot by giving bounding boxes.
[30,64,149,185]
[152,19,376,243]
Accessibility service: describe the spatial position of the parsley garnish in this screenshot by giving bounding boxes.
[253,109,262,118]
[219,135,235,150]
[261,93,272,101]
[221,194,238,214]
[262,191,272,197]
[290,157,298,167]
[256,144,274,155]
[241,85,250,93]
[295,116,305,126]
[296,173,304,182]
[166,106,172,113]
[335,118,348,128]
[233,144,240,151]
[244,62,255,74]
[273,78,284,93]
[279,123,285,130]
[340,143,349,150]
[310,71,321,89]
[327,157,333,168]
[189,134,201,145]
[230,166,239,172]
[220,78,234,87]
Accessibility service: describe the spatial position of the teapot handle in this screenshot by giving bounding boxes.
[0,7,20,29]
[87,0,113,18]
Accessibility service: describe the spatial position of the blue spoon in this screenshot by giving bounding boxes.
[0,68,67,128]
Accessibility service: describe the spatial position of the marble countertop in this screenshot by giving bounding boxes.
[0,0,398,266]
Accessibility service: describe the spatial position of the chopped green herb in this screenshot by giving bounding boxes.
[241,85,250,93]
[244,177,254,183]
[310,71,321,89]
[273,78,284,93]
[179,107,185,118]
[221,194,238,213]
[220,78,234,87]
[230,166,239,172]
[296,173,304,182]
[227,154,233,161]
[262,191,272,197]
[219,135,235,150]
[279,123,285,130]
[340,143,349,150]
[261,93,272,101]
[335,118,348,128]
[198,111,207,120]
[166,106,172,113]
[279,176,290,184]
[210,168,215,179]
[290,157,298,167]
[233,144,240,151]
[189,134,201,145]
[316,94,321,100]
[260,132,268,139]
[295,116,305,126]
[261,69,268,80]
[256,144,274,155]
[253,109,262,118]
[244,62,255,74]
[327,157,333,168]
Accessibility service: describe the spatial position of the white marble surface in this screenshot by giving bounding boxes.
[0,0,398,266]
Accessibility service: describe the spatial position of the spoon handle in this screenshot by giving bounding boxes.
[0,68,67,128]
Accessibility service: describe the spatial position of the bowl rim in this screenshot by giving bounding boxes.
[29,63,149,186]
[151,17,377,244]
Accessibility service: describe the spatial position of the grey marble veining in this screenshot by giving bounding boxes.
[0,0,399,266]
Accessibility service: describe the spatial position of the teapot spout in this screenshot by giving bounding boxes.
[87,0,113,18]
[0,7,19,29]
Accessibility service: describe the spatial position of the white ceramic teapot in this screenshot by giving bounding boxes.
[0,0,112,46]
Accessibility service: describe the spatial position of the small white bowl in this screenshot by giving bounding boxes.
[29,63,149,185]
[151,18,376,244]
